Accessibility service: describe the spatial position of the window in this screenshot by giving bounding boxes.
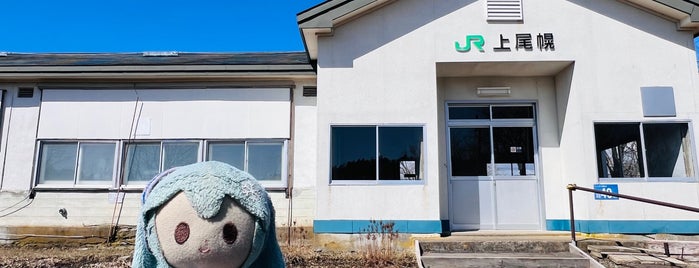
[448,105,534,120]
[595,122,694,180]
[36,139,287,188]
[38,142,116,186]
[124,141,200,185]
[447,104,536,177]
[331,126,423,182]
[207,141,286,184]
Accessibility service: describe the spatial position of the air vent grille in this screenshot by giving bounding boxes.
[18,88,34,98]
[303,86,317,97]
[487,0,523,21]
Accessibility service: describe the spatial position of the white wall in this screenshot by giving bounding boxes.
[315,0,699,224]
[0,85,316,229]
[39,88,291,140]
[0,86,41,192]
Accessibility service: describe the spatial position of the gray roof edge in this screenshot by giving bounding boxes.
[297,0,346,23]
[297,0,379,29]
[0,52,312,67]
[653,0,699,23]
[0,64,315,73]
[654,0,695,14]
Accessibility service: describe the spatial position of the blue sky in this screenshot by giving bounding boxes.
[1,0,324,53]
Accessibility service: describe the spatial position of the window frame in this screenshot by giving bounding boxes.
[121,140,203,187]
[593,120,698,183]
[34,138,288,190]
[329,124,426,186]
[205,139,288,188]
[34,140,119,188]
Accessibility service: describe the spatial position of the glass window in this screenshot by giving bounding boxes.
[208,142,245,170]
[379,127,423,180]
[36,139,286,188]
[332,127,376,180]
[595,122,694,179]
[162,142,199,170]
[39,143,78,183]
[248,143,283,181]
[77,143,115,184]
[124,142,200,184]
[643,123,693,178]
[207,141,286,183]
[124,143,161,184]
[595,123,644,178]
[492,106,534,119]
[331,126,423,182]
[450,128,491,176]
[449,106,490,120]
[492,127,535,176]
[38,142,117,186]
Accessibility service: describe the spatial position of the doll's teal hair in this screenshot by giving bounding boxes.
[131,161,284,268]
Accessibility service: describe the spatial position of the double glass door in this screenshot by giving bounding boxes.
[447,104,541,230]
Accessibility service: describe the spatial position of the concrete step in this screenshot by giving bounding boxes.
[419,240,572,254]
[420,252,590,268]
[584,243,699,267]
[417,239,597,268]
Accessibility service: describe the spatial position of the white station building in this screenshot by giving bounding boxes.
[2,0,699,236]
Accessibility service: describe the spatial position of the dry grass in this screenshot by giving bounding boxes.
[0,244,133,268]
[0,242,417,268]
[282,244,417,268]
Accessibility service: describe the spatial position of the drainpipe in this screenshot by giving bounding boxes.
[28,87,42,191]
[0,90,9,191]
[286,86,296,245]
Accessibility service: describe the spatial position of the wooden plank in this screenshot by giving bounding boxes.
[646,241,699,255]
[608,254,671,265]
[634,255,669,265]
[588,245,641,253]
[656,256,688,267]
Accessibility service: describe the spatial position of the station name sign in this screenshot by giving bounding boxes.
[455,33,555,53]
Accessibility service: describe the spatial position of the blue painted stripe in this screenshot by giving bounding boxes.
[547,219,699,234]
[314,220,444,234]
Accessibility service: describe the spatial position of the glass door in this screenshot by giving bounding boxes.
[447,104,541,231]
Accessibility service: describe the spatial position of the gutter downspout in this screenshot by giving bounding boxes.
[287,86,296,245]
[28,87,41,191]
[0,90,9,191]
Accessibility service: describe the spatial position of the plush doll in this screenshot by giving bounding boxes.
[131,161,285,268]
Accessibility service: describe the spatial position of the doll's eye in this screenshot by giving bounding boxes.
[222,222,238,244]
[174,222,190,245]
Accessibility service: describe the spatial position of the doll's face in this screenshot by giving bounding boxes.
[155,192,255,268]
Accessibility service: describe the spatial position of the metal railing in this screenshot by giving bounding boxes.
[567,184,699,245]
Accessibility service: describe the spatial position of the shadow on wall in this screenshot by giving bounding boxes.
[319,0,476,68]
[567,0,693,50]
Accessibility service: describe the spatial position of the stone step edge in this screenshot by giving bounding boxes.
[422,252,588,260]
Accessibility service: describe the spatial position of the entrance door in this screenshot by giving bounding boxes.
[447,104,541,231]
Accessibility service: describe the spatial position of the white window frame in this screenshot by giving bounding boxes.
[205,139,288,189]
[594,120,698,183]
[121,140,202,187]
[34,140,118,189]
[35,139,288,190]
[329,124,426,186]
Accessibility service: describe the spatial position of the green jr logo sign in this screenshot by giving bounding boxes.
[455,33,555,53]
[455,35,485,52]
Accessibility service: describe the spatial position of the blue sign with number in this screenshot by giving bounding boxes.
[594,184,619,200]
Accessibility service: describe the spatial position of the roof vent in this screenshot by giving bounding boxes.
[487,0,523,21]
[303,86,317,97]
[142,51,179,57]
[18,88,34,98]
